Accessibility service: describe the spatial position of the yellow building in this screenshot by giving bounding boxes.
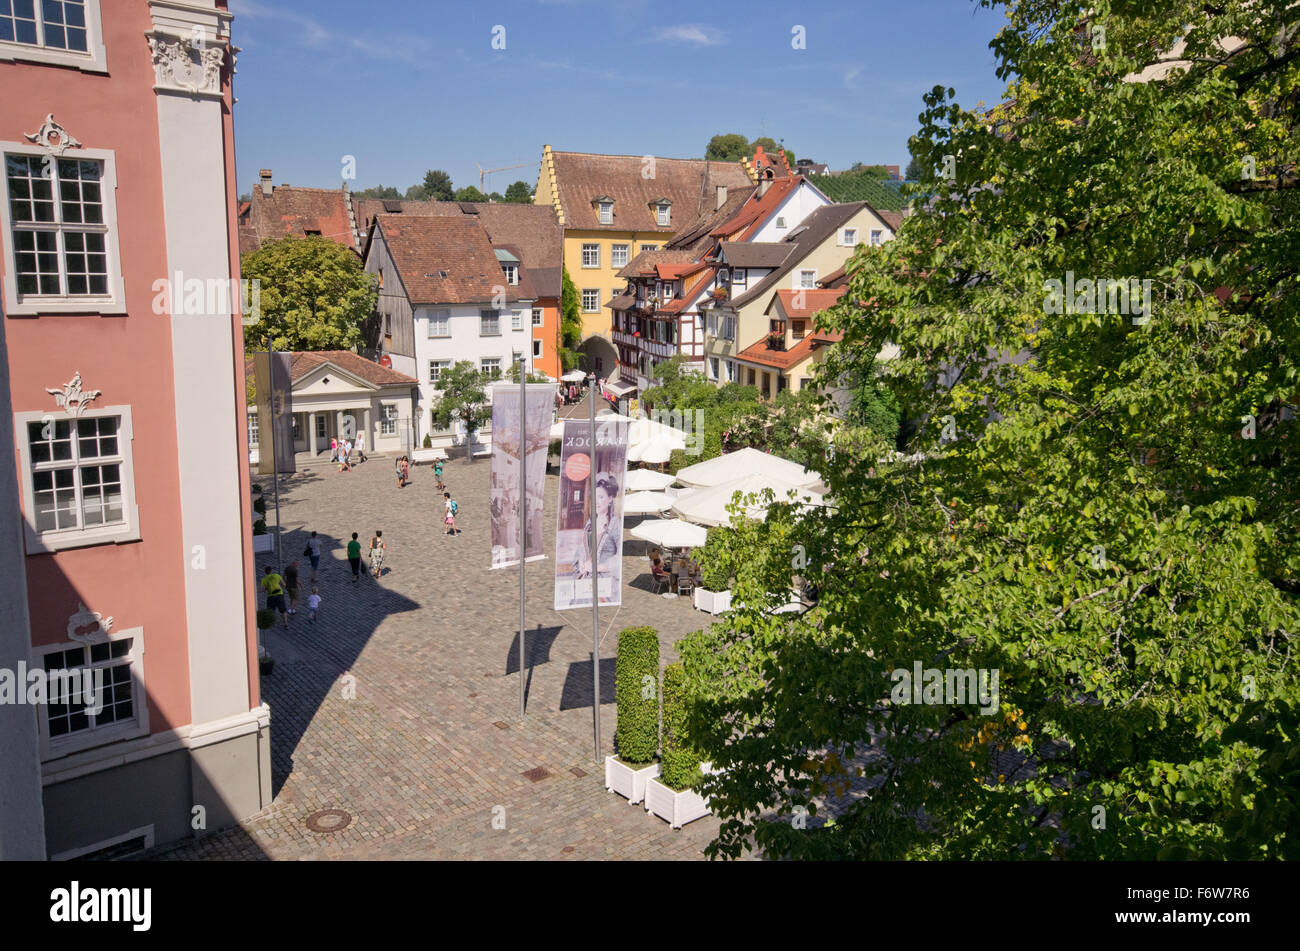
[534,145,752,378]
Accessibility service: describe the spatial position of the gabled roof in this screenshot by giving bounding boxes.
[769,287,847,319]
[547,150,751,232]
[617,248,700,279]
[734,334,819,370]
[711,175,801,241]
[664,183,755,252]
[716,241,795,269]
[246,183,357,252]
[372,215,520,306]
[243,351,417,388]
[818,264,850,288]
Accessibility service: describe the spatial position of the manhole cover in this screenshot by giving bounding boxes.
[304,809,353,833]
[494,721,510,730]
[570,767,588,778]
[522,767,551,783]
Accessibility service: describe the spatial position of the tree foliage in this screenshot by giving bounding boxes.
[705,133,751,161]
[429,360,490,446]
[682,0,1300,860]
[241,236,378,352]
[615,627,661,765]
[423,169,454,201]
[352,184,401,200]
[454,185,489,203]
[504,180,534,203]
[560,267,584,370]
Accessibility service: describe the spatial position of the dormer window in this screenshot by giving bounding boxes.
[656,202,671,226]
[594,196,614,224]
[502,264,518,285]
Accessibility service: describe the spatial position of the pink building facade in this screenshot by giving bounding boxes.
[0,0,268,859]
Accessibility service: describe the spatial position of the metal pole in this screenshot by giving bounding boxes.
[518,357,527,719]
[268,339,283,582]
[590,389,600,764]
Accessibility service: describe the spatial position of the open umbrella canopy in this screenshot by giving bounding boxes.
[674,446,821,489]
[623,490,675,515]
[625,468,676,492]
[560,370,587,382]
[627,416,688,450]
[628,437,675,464]
[670,473,826,527]
[629,518,708,549]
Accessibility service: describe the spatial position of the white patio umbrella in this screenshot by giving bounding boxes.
[670,473,826,527]
[627,416,688,450]
[622,490,675,515]
[629,518,708,549]
[674,446,821,489]
[561,369,586,382]
[624,467,676,492]
[628,437,675,464]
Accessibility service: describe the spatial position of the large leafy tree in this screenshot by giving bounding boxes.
[423,169,454,201]
[682,0,1299,860]
[504,180,534,203]
[241,236,378,352]
[453,185,488,203]
[705,133,750,161]
[430,360,490,453]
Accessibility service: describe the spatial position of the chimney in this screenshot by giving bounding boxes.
[757,177,771,198]
[259,169,273,197]
[714,184,727,211]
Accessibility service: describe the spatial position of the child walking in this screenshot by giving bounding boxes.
[444,492,458,536]
[307,586,321,624]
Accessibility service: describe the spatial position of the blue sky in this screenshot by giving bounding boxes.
[228,0,1009,196]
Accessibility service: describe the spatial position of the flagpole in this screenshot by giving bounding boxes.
[266,337,284,661]
[518,357,527,719]
[590,388,601,764]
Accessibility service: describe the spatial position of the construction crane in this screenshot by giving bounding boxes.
[476,161,535,196]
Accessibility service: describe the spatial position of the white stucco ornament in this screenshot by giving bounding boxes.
[23,114,83,156]
[46,371,102,418]
[68,602,115,644]
[148,32,224,94]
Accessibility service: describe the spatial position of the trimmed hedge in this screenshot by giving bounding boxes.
[660,662,703,791]
[255,609,277,630]
[614,626,659,765]
[252,496,267,515]
[697,527,734,592]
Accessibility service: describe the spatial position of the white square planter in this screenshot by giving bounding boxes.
[252,533,273,553]
[694,587,731,615]
[644,765,713,829]
[605,756,660,805]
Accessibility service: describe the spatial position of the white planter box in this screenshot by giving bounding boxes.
[252,533,273,553]
[694,587,732,615]
[644,764,713,829]
[411,447,447,465]
[605,756,660,805]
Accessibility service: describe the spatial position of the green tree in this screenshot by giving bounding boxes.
[241,236,378,352]
[705,133,750,161]
[750,136,795,165]
[353,184,401,200]
[682,0,1300,861]
[559,268,584,370]
[487,191,504,203]
[504,361,550,384]
[430,360,490,454]
[904,155,924,181]
[453,185,488,203]
[423,169,454,201]
[504,180,533,203]
[403,184,427,200]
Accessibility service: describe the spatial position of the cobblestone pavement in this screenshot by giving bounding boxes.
[157,447,740,860]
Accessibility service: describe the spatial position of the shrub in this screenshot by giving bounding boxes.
[614,626,660,765]
[697,527,734,591]
[548,438,561,457]
[252,496,266,515]
[422,434,432,449]
[251,483,263,495]
[660,662,703,791]
[252,519,267,535]
[255,609,276,630]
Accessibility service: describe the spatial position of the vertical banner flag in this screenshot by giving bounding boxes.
[489,383,552,569]
[253,351,295,475]
[553,417,628,610]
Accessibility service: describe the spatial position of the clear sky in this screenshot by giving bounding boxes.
[228,0,1009,196]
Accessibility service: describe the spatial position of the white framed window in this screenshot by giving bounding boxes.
[732,268,747,286]
[581,243,600,268]
[611,243,630,268]
[775,216,787,229]
[481,357,502,378]
[380,403,398,435]
[428,410,454,436]
[799,269,817,289]
[722,316,737,340]
[870,229,883,246]
[384,312,392,335]
[0,0,108,73]
[511,309,523,331]
[581,288,600,313]
[429,359,450,386]
[656,203,671,226]
[662,282,675,301]
[640,244,658,253]
[16,405,139,552]
[532,306,543,327]
[502,264,518,285]
[315,414,327,439]
[247,412,259,448]
[480,309,501,336]
[532,338,542,358]
[709,357,719,380]
[428,308,450,337]
[598,201,612,224]
[841,228,858,246]
[34,627,148,760]
[2,144,125,315]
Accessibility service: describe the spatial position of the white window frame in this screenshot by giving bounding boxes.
[479,309,501,336]
[656,203,671,226]
[511,309,523,331]
[640,244,658,253]
[532,338,542,358]
[1,142,125,315]
[581,288,600,313]
[246,412,259,448]
[34,626,149,761]
[531,306,543,327]
[841,228,858,247]
[315,414,327,439]
[870,229,883,247]
[610,243,630,268]
[481,356,502,378]
[429,359,450,387]
[15,404,140,553]
[732,268,747,287]
[0,0,108,73]
[598,202,612,224]
[427,308,450,337]
[581,243,600,268]
[709,357,719,380]
[798,269,817,289]
[380,403,398,435]
[502,264,518,286]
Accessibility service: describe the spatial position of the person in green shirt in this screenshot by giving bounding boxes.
[347,532,362,583]
[261,566,288,626]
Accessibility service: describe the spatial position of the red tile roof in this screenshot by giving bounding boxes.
[772,287,846,318]
[246,184,357,252]
[374,215,520,305]
[713,175,800,240]
[243,350,417,387]
[735,333,818,370]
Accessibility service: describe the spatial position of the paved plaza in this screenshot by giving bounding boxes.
[155,439,738,860]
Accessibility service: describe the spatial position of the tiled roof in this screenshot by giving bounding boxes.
[726,203,869,311]
[548,151,751,232]
[607,293,636,311]
[818,264,849,288]
[735,333,818,370]
[771,287,847,318]
[374,215,520,306]
[716,241,795,269]
[878,210,904,232]
[665,185,755,251]
[243,350,417,387]
[616,248,700,279]
[246,184,357,252]
[712,176,800,240]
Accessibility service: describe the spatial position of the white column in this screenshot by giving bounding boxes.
[308,412,318,456]
[363,407,372,450]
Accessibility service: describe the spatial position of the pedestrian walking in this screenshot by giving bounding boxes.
[369,530,386,579]
[395,455,405,488]
[355,432,367,462]
[307,586,321,624]
[343,438,353,466]
[285,559,300,614]
[306,531,322,579]
[347,532,362,582]
[444,491,458,536]
[329,437,338,463]
[434,458,445,491]
[261,565,288,627]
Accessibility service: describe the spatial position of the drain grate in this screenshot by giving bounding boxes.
[522,766,551,783]
[304,809,353,834]
[570,767,588,778]
[494,721,510,730]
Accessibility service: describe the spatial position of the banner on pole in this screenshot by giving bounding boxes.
[553,417,628,610]
[253,351,295,475]
[489,383,552,569]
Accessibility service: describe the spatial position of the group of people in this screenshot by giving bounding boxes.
[260,560,321,627]
[331,435,366,472]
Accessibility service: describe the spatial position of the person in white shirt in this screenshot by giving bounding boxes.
[307,586,321,624]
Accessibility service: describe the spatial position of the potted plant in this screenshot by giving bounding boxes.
[252,495,266,516]
[693,529,733,615]
[256,610,276,674]
[605,626,661,804]
[252,517,273,553]
[644,663,711,828]
[548,438,562,470]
